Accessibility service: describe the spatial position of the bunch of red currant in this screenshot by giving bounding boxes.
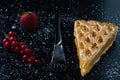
[2,31,40,65]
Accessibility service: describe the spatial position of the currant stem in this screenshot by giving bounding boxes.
[2,31,7,37]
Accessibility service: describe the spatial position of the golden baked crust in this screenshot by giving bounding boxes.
[74,20,118,76]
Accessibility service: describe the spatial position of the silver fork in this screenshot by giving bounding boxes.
[50,17,66,70]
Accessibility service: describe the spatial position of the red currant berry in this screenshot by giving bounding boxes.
[2,38,9,45]
[19,42,26,46]
[28,57,35,64]
[24,48,32,56]
[9,36,17,41]
[22,55,29,62]
[4,41,11,49]
[11,41,19,48]
[15,47,21,53]
[19,50,24,56]
[21,45,28,51]
[8,31,16,37]
[35,59,40,65]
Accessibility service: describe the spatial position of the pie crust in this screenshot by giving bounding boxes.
[74,20,118,76]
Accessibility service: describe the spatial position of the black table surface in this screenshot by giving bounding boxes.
[0,0,120,80]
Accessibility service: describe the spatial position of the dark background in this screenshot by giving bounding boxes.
[0,0,120,80]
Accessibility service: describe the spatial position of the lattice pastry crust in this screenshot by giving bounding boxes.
[74,20,118,76]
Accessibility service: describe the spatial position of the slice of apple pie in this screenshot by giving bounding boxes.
[74,20,118,76]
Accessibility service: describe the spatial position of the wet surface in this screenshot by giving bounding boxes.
[0,0,120,80]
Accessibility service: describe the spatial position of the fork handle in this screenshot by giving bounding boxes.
[55,17,62,44]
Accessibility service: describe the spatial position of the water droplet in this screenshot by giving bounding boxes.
[55,6,58,10]
[91,4,95,7]
[35,70,38,74]
[0,46,2,49]
[29,42,32,45]
[0,9,2,11]
[49,72,53,76]
[67,8,70,10]
[41,11,45,14]
[5,9,8,12]
[48,14,50,17]
[71,61,74,63]
[11,25,16,29]
[4,16,9,19]
[15,19,18,22]
[43,27,51,33]
[51,15,55,19]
